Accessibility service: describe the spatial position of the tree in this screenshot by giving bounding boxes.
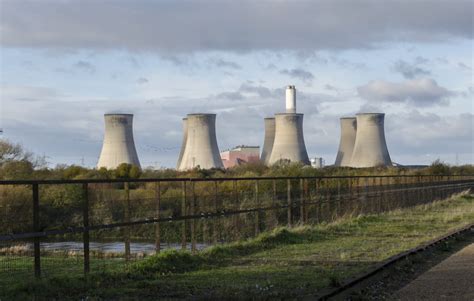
[115,163,142,179]
[0,139,33,165]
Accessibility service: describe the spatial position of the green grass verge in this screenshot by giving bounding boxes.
[2,194,474,299]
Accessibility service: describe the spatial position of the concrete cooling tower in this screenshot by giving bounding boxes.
[176,118,188,169]
[267,113,310,165]
[260,117,275,165]
[177,113,224,170]
[334,117,357,167]
[350,113,392,168]
[97,114,141,169]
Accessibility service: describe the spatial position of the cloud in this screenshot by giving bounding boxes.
[73,60,96,73]
[210,58,241,70]
[392,59,431,79]
[386,111,473,164]
[1,1,472,52]
[357,78,452,106]
[458,62,472,71]
[136,77,149,84]
[280,68,314,83]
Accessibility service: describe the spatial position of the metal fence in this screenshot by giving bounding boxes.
[0,174,473,286]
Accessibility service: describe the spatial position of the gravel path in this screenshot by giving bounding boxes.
[393,243,474,300]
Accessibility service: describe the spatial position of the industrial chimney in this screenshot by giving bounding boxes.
[285,85,296,113]
[97,114,141,169]
[178,113,224,170]
[334,117,357,167]
[176,118,188,169]
[267,113,310,165]
[260,117,275,165]
[349,113,392,168]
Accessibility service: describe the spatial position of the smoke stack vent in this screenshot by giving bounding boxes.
[285,85,296,113]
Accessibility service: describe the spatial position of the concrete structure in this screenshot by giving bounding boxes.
[350,113,392,168]
[176,118,188,169]
[97,114,141,169]
[267,113,310,165]
[334,117,357,166]
[260,118,275,164]
[310,157,324,168]
[285,85,296,113]
[177,113,224,170]
[221,146,260,168]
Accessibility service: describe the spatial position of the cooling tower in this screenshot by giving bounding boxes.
[97,114,141,169]
[260,117,275,164]
[267,113,310,165]
[178,113,224,170]
[334,117,357,166]
[350,113,392,168]
[285,85,296,113]
[176,118,188,169]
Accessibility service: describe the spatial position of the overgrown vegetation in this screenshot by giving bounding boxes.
[2,194,473,299]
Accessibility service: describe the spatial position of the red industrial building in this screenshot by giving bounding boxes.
[220,146,260,168]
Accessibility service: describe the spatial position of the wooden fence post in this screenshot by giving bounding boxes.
[213,181,218,244]
[155,182,161,253]
[299,179,304,224]
[82,183,90,275]
[287,179,292,227]
[32,183,41,278]
[124,182,131,261]
[254,180,260,236]
[181,181,187,250]
[191,182,196,253]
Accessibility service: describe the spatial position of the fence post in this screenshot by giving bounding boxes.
[191,182,196,253]
[299,179,304,224]
[32,183,41,278]
[255,180,260,236]
[304,179,309,223]
[213,180,218,244]
[155,182,161,253]
[181,181,187,250]
[287,179,292,227]
[272,179,277,228]
[124,182,131,261]
[82,183,90,275]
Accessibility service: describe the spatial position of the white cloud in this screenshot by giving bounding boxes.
[357,78,452,106]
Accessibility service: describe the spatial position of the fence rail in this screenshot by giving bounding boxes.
[0,174,473,284]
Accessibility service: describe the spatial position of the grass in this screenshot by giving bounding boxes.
[2,193,474,299]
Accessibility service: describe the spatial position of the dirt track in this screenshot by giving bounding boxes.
[394,243,474,300]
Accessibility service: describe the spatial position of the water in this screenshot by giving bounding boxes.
[29,241,209,255]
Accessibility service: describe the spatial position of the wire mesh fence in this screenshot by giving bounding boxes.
[0,175,473,287]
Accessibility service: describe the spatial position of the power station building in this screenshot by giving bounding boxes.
[334,113,392,168]
[220,146,260,168]
[264,86,310,165]
[97,113,141,169]
[177,113,224,170]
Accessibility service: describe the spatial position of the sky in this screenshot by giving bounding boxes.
[0,0,473,168]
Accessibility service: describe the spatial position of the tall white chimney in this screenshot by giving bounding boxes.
[285,85,296,113]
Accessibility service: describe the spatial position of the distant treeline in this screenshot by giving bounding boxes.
[1,139,473,181]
